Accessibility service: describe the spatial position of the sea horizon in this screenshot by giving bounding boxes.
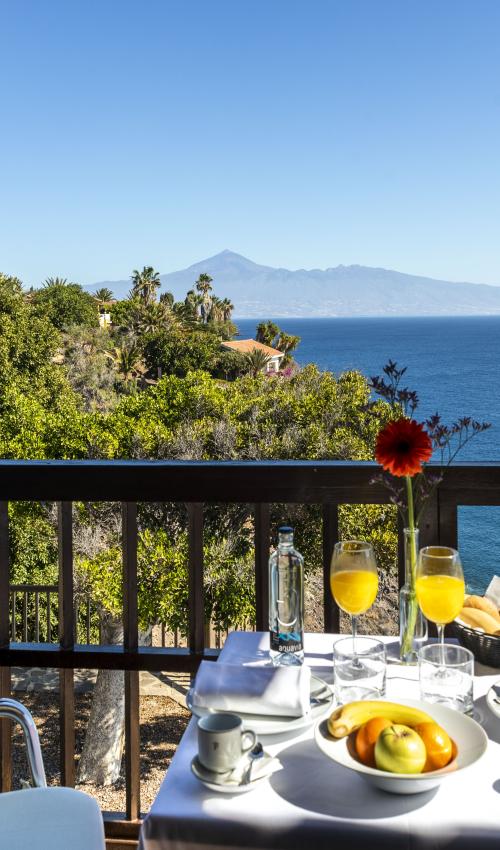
[236,314,500,593]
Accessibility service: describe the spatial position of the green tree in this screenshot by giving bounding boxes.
[243,348,270,377]
[255,322,300,364]
[256,321,280,347]
[195,273,213,323]
[131,266,161,305]
[32,281,99,330]
[143,329,222,378]
[276,330,300,365]
[44,276,68,287]
[106,342,144,385]
[93,287,114,302]
[221,297,234,322]
[159,291,175,308]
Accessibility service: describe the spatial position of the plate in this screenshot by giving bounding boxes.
[187,674,333,735]
[314,698,488,795]
[191,755,268,794]
[486,681,500,719]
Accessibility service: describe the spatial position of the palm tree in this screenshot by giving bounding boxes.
[131,266,161,305]
[276,332,300,359]
[195,273,213,297]
[173,299,200,330]
[93,287,114,302]
[208,296,224,323]
[184,289,202,321]
[256,321,279,347]
[159,291,175,308]
[244,348,271,377]
[106,342,144,383]
[221,297,234,322]
[195,273,213,324]
[44,276,68,288]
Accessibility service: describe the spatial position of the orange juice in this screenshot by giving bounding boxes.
[330,570,378,615]
[415,574,465,624]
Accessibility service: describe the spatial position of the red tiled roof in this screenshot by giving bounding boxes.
[220,339,283,357]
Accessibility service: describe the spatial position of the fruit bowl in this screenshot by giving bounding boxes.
[314,699,488,795]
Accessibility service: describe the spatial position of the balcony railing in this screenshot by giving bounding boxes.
[0,459,499,846]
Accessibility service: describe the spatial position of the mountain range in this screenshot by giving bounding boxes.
[89,250,500,317]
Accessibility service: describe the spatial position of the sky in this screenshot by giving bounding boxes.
[1,0,500,288]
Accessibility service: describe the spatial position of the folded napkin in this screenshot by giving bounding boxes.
[485,576,500,609]
[217,751,282,786]
[191,661,312,717]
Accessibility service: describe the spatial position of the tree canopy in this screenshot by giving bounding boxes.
[32,280,99,329]
[0,264,395,639]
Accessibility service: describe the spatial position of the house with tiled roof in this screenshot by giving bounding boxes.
[220,339,284,373]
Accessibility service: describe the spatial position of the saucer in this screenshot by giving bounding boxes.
[191,755,269,794]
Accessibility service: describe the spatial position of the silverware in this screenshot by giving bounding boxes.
[310,684,333,706]
[243,742,264,784]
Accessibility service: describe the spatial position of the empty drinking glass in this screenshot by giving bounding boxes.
[419,643,474,714]
[333,636,386,703]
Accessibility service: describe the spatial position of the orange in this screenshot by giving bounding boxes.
[413,721,453,771]
[355,717,393,766]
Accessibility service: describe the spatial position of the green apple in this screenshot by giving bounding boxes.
[374,724,427,774]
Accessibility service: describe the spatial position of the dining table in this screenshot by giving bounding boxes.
[139,631,500,850]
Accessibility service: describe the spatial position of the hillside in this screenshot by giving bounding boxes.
[89,250,500,317]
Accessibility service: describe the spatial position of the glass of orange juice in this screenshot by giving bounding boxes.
[330,541,378,670]
[416,546,465,658]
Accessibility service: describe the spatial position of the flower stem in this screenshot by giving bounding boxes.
[401,476,419,660]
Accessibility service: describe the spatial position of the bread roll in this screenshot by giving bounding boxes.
[459,607,500,635]
[464,595,500,622]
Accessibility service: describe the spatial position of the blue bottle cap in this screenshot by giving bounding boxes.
[278,526,294,534]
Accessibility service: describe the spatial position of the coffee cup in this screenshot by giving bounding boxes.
[197,713,257,774]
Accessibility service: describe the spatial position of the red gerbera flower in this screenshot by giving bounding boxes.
[375,418,433,477]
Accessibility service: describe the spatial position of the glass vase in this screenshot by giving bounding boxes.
[399,527,428,663]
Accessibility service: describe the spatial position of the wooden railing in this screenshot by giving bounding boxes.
[9,584,236,649]
[9,584,100,645]
[0,459,499,845]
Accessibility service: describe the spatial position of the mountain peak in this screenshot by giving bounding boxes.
[88,253,500,318]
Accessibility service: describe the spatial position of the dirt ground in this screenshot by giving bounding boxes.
[11,692,190,815]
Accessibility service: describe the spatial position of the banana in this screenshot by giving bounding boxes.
[327,700,434,739]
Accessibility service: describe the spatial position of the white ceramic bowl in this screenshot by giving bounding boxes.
[314,698,488,795]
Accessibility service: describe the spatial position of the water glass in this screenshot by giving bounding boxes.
[419,643,474,714]
[333,636,386,704]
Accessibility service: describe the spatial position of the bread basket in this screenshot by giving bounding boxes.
[452,620,500,668]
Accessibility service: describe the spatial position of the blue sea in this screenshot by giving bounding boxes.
[236,316,500,593]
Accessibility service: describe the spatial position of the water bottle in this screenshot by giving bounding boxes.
[269,526,304,665]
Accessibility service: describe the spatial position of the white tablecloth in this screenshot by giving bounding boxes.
[140,632,500,850]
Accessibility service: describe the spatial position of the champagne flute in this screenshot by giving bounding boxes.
[330,541,378,668]
[416,546,465,668]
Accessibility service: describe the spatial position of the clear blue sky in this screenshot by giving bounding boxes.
[1,0,499,287]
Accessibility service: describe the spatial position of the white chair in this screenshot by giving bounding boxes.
[0,698,105,850]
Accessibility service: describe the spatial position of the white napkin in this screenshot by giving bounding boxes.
[485,576,500,609]
[223,752,282,786]
[191,661,311,717]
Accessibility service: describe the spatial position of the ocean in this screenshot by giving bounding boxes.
[236,316,500,592]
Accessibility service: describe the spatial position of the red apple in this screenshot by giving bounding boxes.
[374,724,427,774]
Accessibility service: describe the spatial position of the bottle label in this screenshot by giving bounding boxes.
[270,630,303,654]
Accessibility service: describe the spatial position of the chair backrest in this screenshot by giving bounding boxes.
[0,787,105,850]
[0,697,46,787]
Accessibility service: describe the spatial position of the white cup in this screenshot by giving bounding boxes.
[197,714,257,774]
